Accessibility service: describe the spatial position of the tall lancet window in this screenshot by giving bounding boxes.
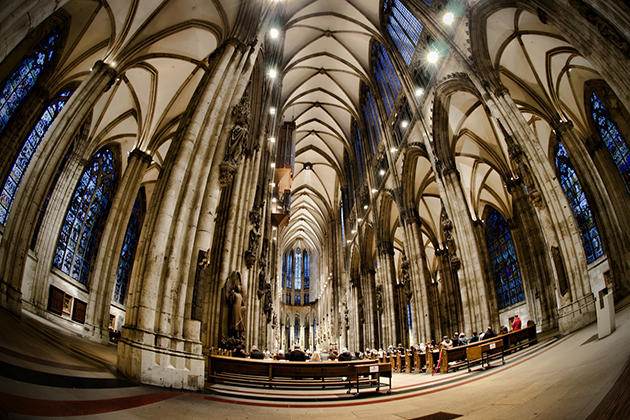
[286,251,293,289]
[591,93,630,193]
[0,90,73,225]
[383,0,424,66]
[372,42,401,117]
[0,28,59,133]
[53,147,118,285]
[295,248,302,290]
[113,187,146,305]
[555,142,603,264]
[484,207,524,310]
[361,82,382,154]
[304,250,310,289]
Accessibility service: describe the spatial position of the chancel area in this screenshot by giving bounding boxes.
[0,0,629,409]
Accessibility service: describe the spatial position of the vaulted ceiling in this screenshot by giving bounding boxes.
[275,0,381,255]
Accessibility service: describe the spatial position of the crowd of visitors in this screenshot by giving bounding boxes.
[228,314,527,363]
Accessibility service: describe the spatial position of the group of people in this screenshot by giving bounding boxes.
[231,315,526,361]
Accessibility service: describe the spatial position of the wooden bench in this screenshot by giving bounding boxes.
[466,339,504,371]
[208,356,377,389]
[347,363,392,396]
[439,324,537,373]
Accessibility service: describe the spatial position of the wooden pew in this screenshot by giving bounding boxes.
[208,356,377,389]
[347,363,392,396]
[466,339,504,371]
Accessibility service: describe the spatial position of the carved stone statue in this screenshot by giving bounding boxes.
[263,283,273,323]
[224,271,246,340]
[375,284,383,313]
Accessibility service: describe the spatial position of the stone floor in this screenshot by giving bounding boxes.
[0,302,629,420]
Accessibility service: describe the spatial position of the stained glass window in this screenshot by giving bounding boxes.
[295,248,302,290]
[294,318,299,343]
[286,291,291,305]
[286,251,293,289]
[484,207,524,310]
[373,42,401,117]
[555,142,604,264]
[31,143,74,249]
[53,147,118,285]
[304,250,310,289]
[361,82,382,154]
[352,119,367,186]
[383,0,424,66]
[305,293,310,305]
[282,253,286,288]
[591,93,630,194]
[407,300,413,332]
[113,188,146,305]
[0,91,72,225]
[0,28,59,133]
[295,293,301,306]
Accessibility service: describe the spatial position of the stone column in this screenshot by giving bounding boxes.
[117,40,260,391]
[0,60,117,315]
[439,167,491,333]
[84,149,152,343]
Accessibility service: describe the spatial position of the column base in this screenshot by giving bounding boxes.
[0,280,22,316]
[117,323,205,391]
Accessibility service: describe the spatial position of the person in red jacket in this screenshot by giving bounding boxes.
[511,314,522,331]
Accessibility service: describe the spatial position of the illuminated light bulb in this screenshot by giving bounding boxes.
[427,51,439,63]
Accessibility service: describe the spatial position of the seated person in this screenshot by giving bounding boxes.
[441,336,453,349]
[458,333,468,346]
[483,326,497,340]
[288,344,306,362]
[250,345,264,359]
[338,347,352,361]
[469,332,480,343]
[233,345,246,358]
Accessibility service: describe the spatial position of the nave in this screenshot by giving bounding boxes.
[0,301,629,419]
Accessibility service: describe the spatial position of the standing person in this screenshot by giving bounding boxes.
[511,315,522,331]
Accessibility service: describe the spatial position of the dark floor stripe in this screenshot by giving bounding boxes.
[0,390,179,417]
[0,345,103,372]
[586,356,630,420]
[0,359,136,388]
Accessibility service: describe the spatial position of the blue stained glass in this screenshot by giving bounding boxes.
[114,188,145,305]
[0,90,72,225]
[295,294,300,305]
[555,142,604,263]
[0,29,59,133]
[53,148,117,285]
[305,293,310,304]
[295,248,302,290]
[361,84,382,153]
[352,120,367,185]
[286,292,291,305]
[373,42,401,117]
[485,207,525,310]
[383,0,424,66]
[304,250,310,290]
[591,93,630,194]
[286,251,293,289]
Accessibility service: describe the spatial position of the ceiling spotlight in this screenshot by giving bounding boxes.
[347,240,352,244]
[391,147,398,153]
[272,198,277,203]
[270,28,279,38]
[427,51,439,64]
[357,218,362,222]
[271,162,276,168]
[379,169,385,176]
[271,182,276,187]
[351,230,356,234]
[270,136,276,143]
[270,107,276,115]
[415,88,424,96]
[269,69,277,78]
[401,120,409,128]
[443,12,455,25]
[364,205,368,210]
[371,189,378,194]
